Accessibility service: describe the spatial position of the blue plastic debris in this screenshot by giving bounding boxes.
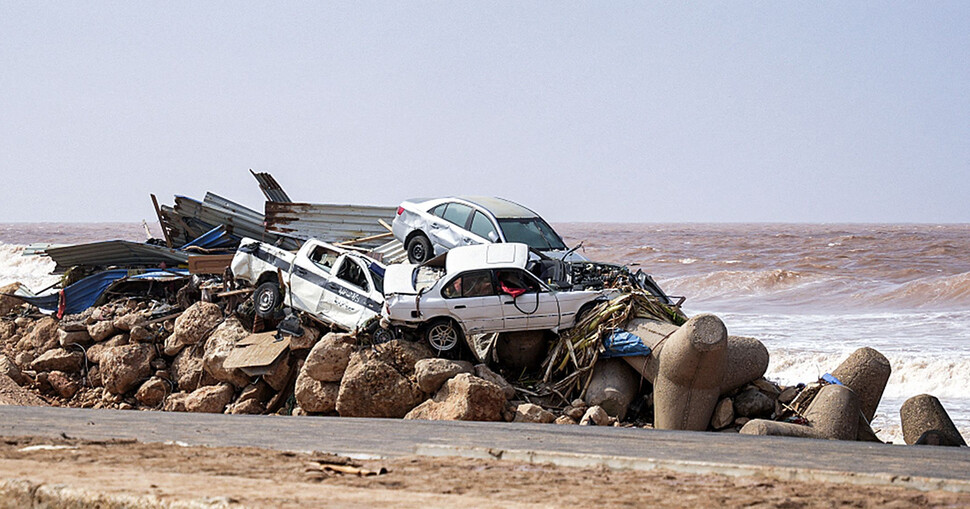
[601,328,653,358]
[821,373,843,385]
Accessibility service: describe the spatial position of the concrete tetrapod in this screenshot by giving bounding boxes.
[900,394,967,447]
[618,315,769,431]
[584,358,642,421]
[739,384,860,440]
[830,347,891,423]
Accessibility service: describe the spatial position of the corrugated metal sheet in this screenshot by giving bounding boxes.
[264,202,397,248]
[12,269,189,315]
[44,241,190,273]
[369,239,407,264]
[160,193,299,250]
[181,225,238,251]
[250,170,291,203]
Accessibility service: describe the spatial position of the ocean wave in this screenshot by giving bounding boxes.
[662,269,809,301]
[861,272,970,308]
[0,243,59,291]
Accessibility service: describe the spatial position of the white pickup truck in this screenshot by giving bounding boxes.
[230,238,386,334]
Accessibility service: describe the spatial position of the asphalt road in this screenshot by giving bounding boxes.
[1,406,968,490]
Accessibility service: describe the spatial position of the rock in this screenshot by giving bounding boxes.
[0,321,16,341]
[23,317,59,351]
[113,312,148,332]
[227,398,265,415]
[751,378,782,397]
[294,368,340,414]
[135,377,169,407]
[336,355,425,418]
[59,315,90,332]
[163,391,190,412]
[202,318,251,388]
[171,345,205,392]
[171,302,222,345]
[564,404,587,421]
[100,344,155,395]
[87,365,102,387]
[184,383,234,413]
[584,358,640,420]
[473,364,515,400]
[404,373,506,421]
[513,403,555,423]
[580,405,612,426]
[733,388,774,418]
[31,348,83,373]
[554,415,577,425]
[57,328,92,347]
[900,394,967,447]
[414,358,474,393]
[288,325,321,351]
[0,355,24,385]
[262,354,292,392]
[778,386,799,404]
[47,371,79,399]
[495,330,549,372]
[710,397,735,430]
[86,334,129,364]
[0,373,47,406]
[0,283,24,316]
[304,333,356,382]
[129,325,152,343]
[87,320,117,342]
[237,381,273,404]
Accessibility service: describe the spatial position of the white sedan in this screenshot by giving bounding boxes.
[382,243,608,354]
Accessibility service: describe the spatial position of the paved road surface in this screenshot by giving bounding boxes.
[1,406,968,491]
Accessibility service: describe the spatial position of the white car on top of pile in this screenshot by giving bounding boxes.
[381,242,609,354]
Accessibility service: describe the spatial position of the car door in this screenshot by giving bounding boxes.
[439,270,504,334]
[428,202,474,252]
[322,256,375,330]
[287,244,338,318]
[495,268,560,331]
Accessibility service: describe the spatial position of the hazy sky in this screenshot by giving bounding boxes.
[1,2,967,223]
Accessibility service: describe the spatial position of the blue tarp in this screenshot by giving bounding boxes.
[601,328,653,358]
[12,269,189,316]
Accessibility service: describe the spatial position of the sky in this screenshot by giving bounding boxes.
[1,2,968,223]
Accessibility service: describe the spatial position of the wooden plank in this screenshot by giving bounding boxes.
[188,254,235,275]
[224,331,290,370]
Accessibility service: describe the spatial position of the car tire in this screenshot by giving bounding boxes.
[406,234,433,264]
[253,282,282,319]
[423,319,464,357]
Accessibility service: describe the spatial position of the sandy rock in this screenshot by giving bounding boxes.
[86,334,129,364]
[59,315,89,332]
[58,328,92,347]
[0,355,24,385]
[336,356,425,418]
[514,403,556,424]
[580,405,612,426]
[129,325,152,343]
[47,371,79,399]
[227,398,265,415]
[23,317,59,352]
[171,345,205,392]
[237,381,273,404]
[100,344,155,395]
[87,365,102,387]
[184,383,235,413]
[262,354,292,392]
[0,373,47,406]
[415,358,474,393]
[202,318,251,388]
[171,302,222,346]
[163,391,190,412]
[0,321,16,341]
[711,397,735,430]
[288,325,321,351]
[304,333,357,382]
[87,320,117,342]
[295,368,340,414]
[113,311,148,332]
[14,352,33,370]
[734,388,775,418]
[31,348,83,373]
[0,283,23,316]
[405,373,506,422]
[555,415,578,425]
[473,364,516,400]
[135,377,169,407]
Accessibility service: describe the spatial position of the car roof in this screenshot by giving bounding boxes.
[454,196,539,219]
[445,243,530,274]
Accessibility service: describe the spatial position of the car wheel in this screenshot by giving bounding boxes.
[373,327,395,344]
[406,234,433,264]
[253,282,281,319]
[424,319,463,355]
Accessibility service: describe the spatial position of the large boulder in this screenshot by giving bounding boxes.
[86,334,129,364]
[166,302,223,355]
[184,383,235,413]
[57,328,92,347]
[0,373,47,406]
[414,358,474,393]
[21,317,58,352]
[288,324,321,351]
[294,368,340,414]
[0,283,23,316]
[31,348,83,374]
[113,311,148,332]
[47,371,80,399]
[170,344,205,392]
[163,391,190,412]
[404,373,506,422]
[202,318,251,388]
[334,340,432,418]
[304,332,355,382]
[100,344,155,395]
[135,377,169,407]
[87,320,117,342]
[473,364,516,400]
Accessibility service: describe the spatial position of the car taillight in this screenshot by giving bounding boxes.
[396,206,404,215]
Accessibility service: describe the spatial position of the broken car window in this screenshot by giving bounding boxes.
[336,259,369,291]
[469,211,498,241]
[441,270,494,299]
[309,246,338,273]
[495,269,541,294]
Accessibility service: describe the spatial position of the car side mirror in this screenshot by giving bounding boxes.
[487,231,498,242]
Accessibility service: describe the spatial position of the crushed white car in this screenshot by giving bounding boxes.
[381,243,609,354]
[230,238,387,334]
[391,196,587,264]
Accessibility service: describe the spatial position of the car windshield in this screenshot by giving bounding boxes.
[497,218,567,250]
